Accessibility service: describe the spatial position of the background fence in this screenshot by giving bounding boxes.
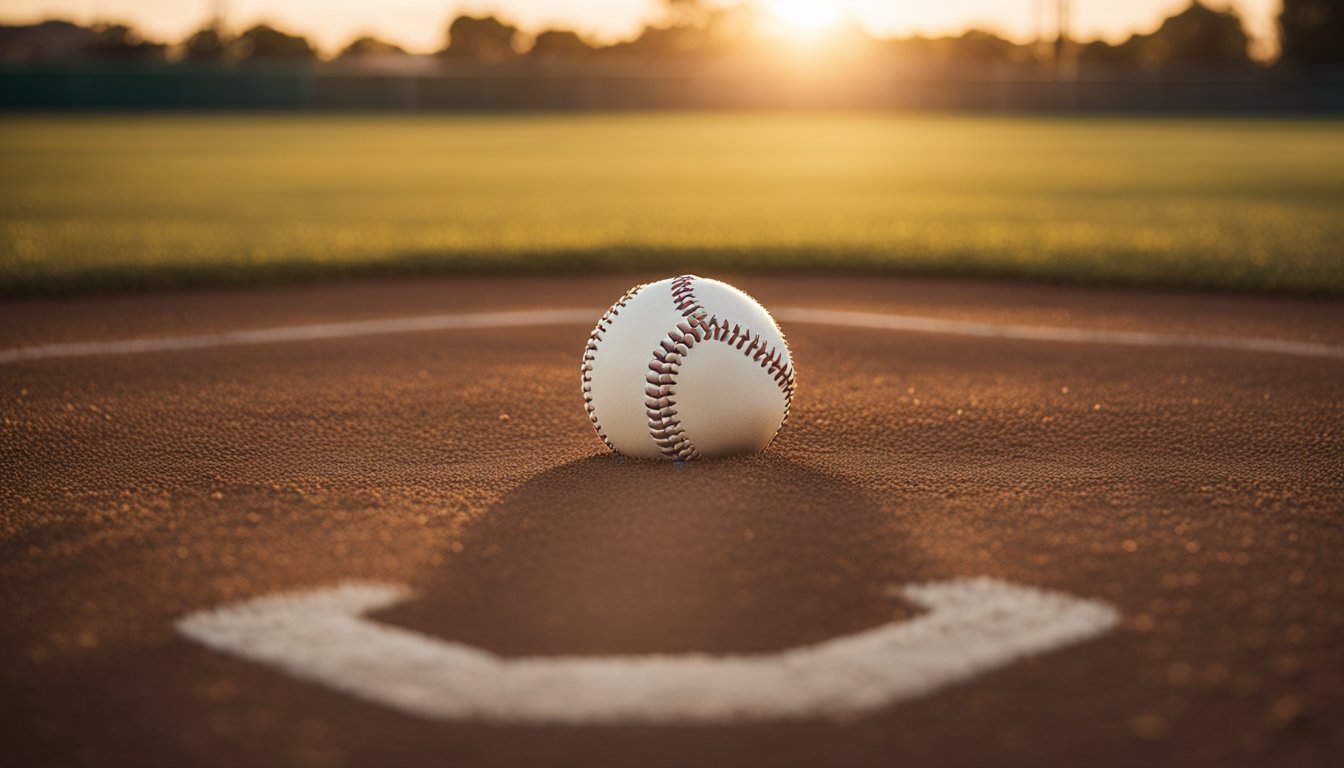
[4,63,1343,113]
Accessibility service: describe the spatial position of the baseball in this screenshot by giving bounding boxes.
[582,275,795,460]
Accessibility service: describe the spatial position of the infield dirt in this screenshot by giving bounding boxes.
[2,275,1341,767]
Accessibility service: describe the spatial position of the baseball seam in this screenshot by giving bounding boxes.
[644,276,795,461]
[582,282,646,452]
[670,273,701,317]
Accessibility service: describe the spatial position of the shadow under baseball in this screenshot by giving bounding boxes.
[375,453,921,656]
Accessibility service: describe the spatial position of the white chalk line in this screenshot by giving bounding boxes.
[3,306,1341,365]
[776,308,1344,361]
[0,309,597,365]
[176,577,1119,724]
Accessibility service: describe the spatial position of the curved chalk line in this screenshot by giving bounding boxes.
[3,307,1341,364]
[176,577,1119,724]
[778,308,1344,361]
[0,310,597,365]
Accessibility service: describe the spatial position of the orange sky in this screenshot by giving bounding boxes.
[0,1,1281,57]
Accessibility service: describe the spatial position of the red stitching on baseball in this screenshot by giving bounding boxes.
[644,276,795,461]
[670,274,704,318]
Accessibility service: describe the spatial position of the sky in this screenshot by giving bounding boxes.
[0,0,1282,58]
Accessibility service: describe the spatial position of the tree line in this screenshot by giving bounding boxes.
[1,1,1340,71]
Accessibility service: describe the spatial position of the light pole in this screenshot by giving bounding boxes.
[1055,0,1076,80]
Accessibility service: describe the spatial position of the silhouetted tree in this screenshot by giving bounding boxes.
[1144,1,1250,66]
[84,24,166,60]
[1077,38,1129,66]
[232,24,315,61]
[182,26,227,61]
[604,0,746,59]
[1079,1,1250,70]
[528,30,593,63]
[882,30,1029,70]
[1279,0,1344,67]
[338,35,405,59]
[948,30,1022,65]
[442,16,519,63]
[615,24,708,57]
[0,20,97,62]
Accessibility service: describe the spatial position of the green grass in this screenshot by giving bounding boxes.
[2,113,1342,295]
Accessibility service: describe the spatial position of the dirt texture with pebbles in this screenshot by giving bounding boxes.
[2,275,1342,768]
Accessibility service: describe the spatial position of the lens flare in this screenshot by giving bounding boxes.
[767,1,841,33]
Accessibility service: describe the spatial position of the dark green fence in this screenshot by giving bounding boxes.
[3,63,1342,112]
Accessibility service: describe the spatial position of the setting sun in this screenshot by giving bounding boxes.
[766,0,840,33]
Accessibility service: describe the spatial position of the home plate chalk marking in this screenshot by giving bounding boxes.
[176,577,1119,724]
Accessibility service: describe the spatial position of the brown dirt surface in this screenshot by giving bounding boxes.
[2,275,1341,767]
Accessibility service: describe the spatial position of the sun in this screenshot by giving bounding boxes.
[766,1,841,33]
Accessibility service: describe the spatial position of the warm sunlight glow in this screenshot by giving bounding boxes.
[767,1,840,33]
[0,2,1286,59]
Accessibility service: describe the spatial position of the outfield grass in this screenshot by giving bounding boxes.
[1,114,1341,295]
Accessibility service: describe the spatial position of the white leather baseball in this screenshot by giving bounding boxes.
[582,275,795,460]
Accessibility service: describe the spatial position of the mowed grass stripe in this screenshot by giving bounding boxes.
[1,114,1341,295]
